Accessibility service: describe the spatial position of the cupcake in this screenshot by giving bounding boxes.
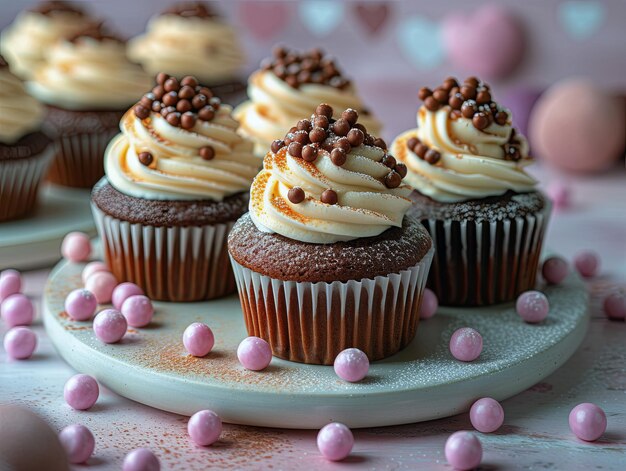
[234,47,381,157]
[391,76,550,307]
[228,103,433,365]
[27,24,152,188]
[0,56,53,222]
[91,73,259,302]
[128,2,245,102]
[0,1,92,80]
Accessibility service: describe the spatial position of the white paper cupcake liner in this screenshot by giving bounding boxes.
[230,246,434,365]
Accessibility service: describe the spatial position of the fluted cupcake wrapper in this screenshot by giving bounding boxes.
[92,203,236,302]
[0,147,53,222]
[229,246,434,365]
[422,202,551,307]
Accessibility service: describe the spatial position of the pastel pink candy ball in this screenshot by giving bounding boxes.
[516,291,549,323]
[1,293,34,327]
[188,410,222,446]
[445,431,483,471]
[237,336,272,371]
[64,289,98,321]
[317,423,354,461]
[420,288,438,320]
[58,424,95,464]
[569,403,607,441]
[183,322,214,357]
[61,232,91,262]
[542,257,569,285]
[121,295,154,328]
[93,309,127,344]
[84,271,118,304]
[64,374,99,410]
[334,348,369,382]
[450,328,483,362]
[0,269,22,302]
[123,448,160,471]
[546,181,571,210]
[470,397,505,433]
[3,327,37,360]
[603,291,626,321]
[574,251,600,278]
[81,261,109,284]
[112,282,144,310]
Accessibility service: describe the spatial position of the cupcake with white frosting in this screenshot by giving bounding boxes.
[92,73,259,302]
[228,103,433,365]
[391,76,550,306]
[234,46,382,157]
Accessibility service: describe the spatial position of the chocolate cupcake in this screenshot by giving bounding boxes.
[0,57,53,222]
[92,73,259,302]
[228,104,433,365]
[27,24,151,188]
[391,76,550,307]
[234,46,381,157]
[128,2,246,103]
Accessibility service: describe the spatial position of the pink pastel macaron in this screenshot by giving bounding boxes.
[237,336,272,371]
[123,448,160,471]
[1,293,34,327]
[183,323,215,357]
[121,295,154,328]
[63,374,99,410]
[569,403,607,441]
[420,288,438,320]
[574,251,600,278]
[64,289,98,321]
[81,261,109,284]
[516,291,549,323]
[542,257,569,285]
[188,410,222,446]
[449,327,483,362]
[0,269,22,302]
[3,327,37,360]
[470,397,505,433]
[84,271,118,304]
[61,232,92,262]
[603,291,625,321]
[111,282,144,310]
[445,431,483,470]
[58,424,95,464]
[317,422,354,461]
[93,309,127,344]
[334,348,369,382]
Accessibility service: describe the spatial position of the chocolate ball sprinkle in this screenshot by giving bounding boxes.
[288,142,303,158]
[433,88,449,104]
[460,85,477,101]
[152,85,164,100]
[140,94,154,108]
[209,97,221,110]
[162,91,178,106]
[200,146,215,160]
[297,119,312,132]
[332,118,350,137]
[181,112,196,129]
[407,136,420,150]
[495,111,508,126]
[179,85,195,100]
[309,127,326,143]
[472,112,489,130]
[425,149,441,164]
[347,128,364,147]
[418,87,432,101]
[166,112,181,126]
[395,162,408,178]
[316,103,333,118]
[176,99,192,113]
[384,171,402,189]
[461,100,478,119]
[424,96,440,111]
[271,140,284,153]
[293,130,310,145]
[414,143,428,158]
[151,101,162,112]
[181,76,198,88]
[449,93,464,110]
[476,90,491,105]
[381,154,396,169]
[191,94,207,109]
[302,144,318,162]
[330,148,347,166]
[138,151,153,166]
[341,108,358,125]
[335,137,351,153]
[314,115,329,129]
[198,106,215,121]
[464,76,479,88]
[164,77,180,92]
[134,105,150,120]
[288,187,305,204]
[442,77,458,91]
[156,72,169,85]
[321,189,338,205]
[373,137,387,150]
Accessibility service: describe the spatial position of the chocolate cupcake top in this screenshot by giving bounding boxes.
[127,2,244,85]
[391,76,536,203]
[249,103,412,244]
[105,73,258,202]
[234,47,381,157]
[0,1,92,80]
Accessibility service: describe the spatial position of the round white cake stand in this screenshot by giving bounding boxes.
[43,258,589,429]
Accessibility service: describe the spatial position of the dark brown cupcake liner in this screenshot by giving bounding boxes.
[230,247,434,365]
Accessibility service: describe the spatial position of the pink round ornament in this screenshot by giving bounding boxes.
[121,295,154,328]
[187,410,222,446]
[516,291,549,323]
[63,374,99,410]
[420,288,438,320]
[237,336,272,371]
[574,251,600,278]
[64,289,97,321]
[81,261,110,284]
[445,431,483,471]
[449,328,483,362]
[123,448,160,471]
[603,291,625,321]
[58,424,95,464]
[1,293,34,327]
[0,269,22,302]
[546,181,571,210]
[334,348,369,382]
[61,232,91,262]
[112,282,144,310]
[93,309,127,344]
[84,271,117,304]
[470,397,505,433]
[3,327,37,360]
[542,257,569,285]
[569,403,607,442]
[317,422,354,461]
[183,322,214,357]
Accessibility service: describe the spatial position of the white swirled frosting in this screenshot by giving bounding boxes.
[250,144,412,244]
[105,104,259,201]
[0,67,44,144]
[235,70,382,157]
[391,106,536,203]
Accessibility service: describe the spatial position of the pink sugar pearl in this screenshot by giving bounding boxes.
[81,261,109,284]
[0,269,22,301]
[470,397,504,433]
[420,288,438,320]
[64,374,99,410]
[546,181,570,210]
[112,282,144,310]
[516,291,550,323]
[64,289,97,321]
[237,336,272,371]
[450,327,483,362]
[317,422,354,461]
[445,431,483,470]
[3,327,37,360]
[569,403,607,441]
[121,295,154,328]
[123,448,160,471]
[93,309,127,343]
[334,348,369,382]
[61,232,91,262]
[183,322,214,357]
[574,251,600,278]
[542,256,569,285]
[603,291,626,321]
[59,424,95,464]
[188,410,222,446]
[84,271,117,304]
[1,293,34,327]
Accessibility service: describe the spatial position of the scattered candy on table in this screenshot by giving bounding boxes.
[574,251,600,278]
[0,269,22,301]
[187,410,222,446]
[58,424,95,464]
[121,295,154,328]
[603,291,625,321]
[449,327,483,362]
[183,322,214,357]
[1,293,34,327]
[112,282,145,310]
[64,289,98,321]
[317,422,354,461]
[419,288,438,320]
[237,336,272,371]
[569,403,607,442]
[516,291,550,324]
[123,447,161,471]
[3,327,37,360]
[61,232,92,262]
[93,308,128,344]
[334,348,369,382]
[64,374,99,411]
[81,261,110,284]
[542,256,569,285]
[84,271,118,304]
[470,397,505,433]
[444,431,483,471]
